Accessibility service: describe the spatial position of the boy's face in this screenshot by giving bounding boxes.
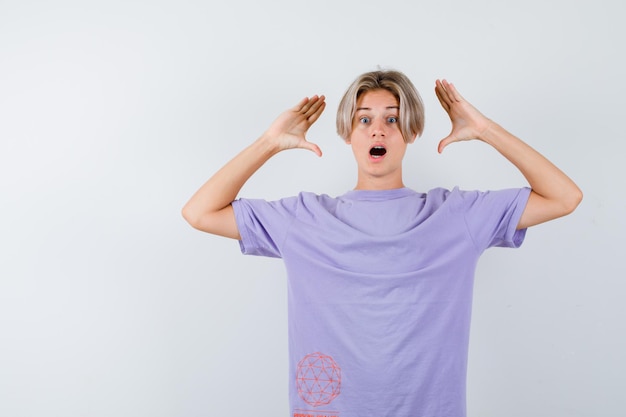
[348,89,408,190]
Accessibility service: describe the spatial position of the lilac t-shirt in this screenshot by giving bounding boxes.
[232,186,531,417]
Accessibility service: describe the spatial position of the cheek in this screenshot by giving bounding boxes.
[351,123,364,135]
[348,140,367,158]
[397,145,409,159]
[347,129,365,145]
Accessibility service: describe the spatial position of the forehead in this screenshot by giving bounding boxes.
[356,89,399,109]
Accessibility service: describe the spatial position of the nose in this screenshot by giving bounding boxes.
[371,118,386,137]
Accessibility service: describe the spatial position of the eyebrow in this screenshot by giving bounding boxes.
[355,106,399,111]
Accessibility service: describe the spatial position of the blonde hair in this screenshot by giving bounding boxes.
[336,70,425,143]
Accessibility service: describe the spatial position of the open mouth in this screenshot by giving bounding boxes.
[369,146,387,158]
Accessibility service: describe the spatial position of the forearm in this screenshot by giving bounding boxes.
[434,79,582,227]
[182,135,279,229]
[479,121,583,226]
[182,94,326,237]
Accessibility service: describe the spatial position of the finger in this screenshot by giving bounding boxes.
[434,81,450,112]
[442,80,464,102]
[300,94,323,113]
[439,79,457,102]
[303,95,325,119]
[306,101,326,124]
[292,96,311,112]
[436,79,456,107]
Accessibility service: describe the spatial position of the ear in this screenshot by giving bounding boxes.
[406,134,417,144]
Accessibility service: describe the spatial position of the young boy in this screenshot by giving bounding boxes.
[182,70,582,417]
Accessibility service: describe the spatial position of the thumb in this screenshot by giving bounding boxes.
[301,140,323,157]
[437,135,454,154]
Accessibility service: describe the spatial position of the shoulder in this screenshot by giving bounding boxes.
[439,186,531,213]
[234,191,338,215]
[420,187,454,208]
[296,192,344,215]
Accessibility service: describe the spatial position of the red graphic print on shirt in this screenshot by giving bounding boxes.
[296,352,342,407]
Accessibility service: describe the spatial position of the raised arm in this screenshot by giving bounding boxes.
[434,79,582,229]
[182,95,326,239]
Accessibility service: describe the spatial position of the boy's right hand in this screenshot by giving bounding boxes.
[261,95,326,157]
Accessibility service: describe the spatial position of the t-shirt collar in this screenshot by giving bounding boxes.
[340,187,416,201]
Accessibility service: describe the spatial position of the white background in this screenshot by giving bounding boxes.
[1,0,624,416]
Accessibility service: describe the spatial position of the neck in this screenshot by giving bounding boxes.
[354,175,405,191]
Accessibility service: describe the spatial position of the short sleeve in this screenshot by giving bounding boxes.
[232,197,299,258]
[454,187,532,250]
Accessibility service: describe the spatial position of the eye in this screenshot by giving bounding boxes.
[387,116,398,123]
[359,116,370,124]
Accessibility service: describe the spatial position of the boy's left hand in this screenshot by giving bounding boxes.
[435,79,492,153]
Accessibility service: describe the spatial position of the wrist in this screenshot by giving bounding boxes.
[476,119,504,146]
[254,134,283,157]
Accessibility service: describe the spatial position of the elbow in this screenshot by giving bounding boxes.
[562,186,583,216]
[181,203,238,239]
[181,205,193,226]
[181,204,201,229]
